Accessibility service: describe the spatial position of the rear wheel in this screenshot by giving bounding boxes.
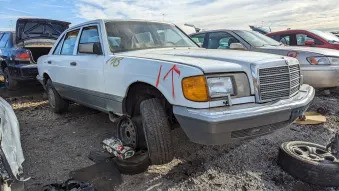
[140,98,174,165]
[4,67,18,90]
[46,79,69,113]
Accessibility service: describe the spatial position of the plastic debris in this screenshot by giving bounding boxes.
[294,112,326,125]
[102,138,135,160]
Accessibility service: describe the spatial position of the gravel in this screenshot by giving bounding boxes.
[1,76,338,191]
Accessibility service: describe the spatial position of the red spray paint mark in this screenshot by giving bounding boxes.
[155,65,181,98]
[156,65,162,88]
[287,51,298,58]
[163,65,181,98]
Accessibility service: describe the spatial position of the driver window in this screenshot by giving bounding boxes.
[208,32,240,49]
[78,26,101,54]
[280,35,290,45]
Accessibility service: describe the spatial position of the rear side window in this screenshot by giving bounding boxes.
[79,26,100,44]
[0,33,10,48]
[53,35,64,55]
[296,34,323,45]
[280,35,291,45]
[61,30,80,55]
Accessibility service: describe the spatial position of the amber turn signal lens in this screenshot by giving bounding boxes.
[182,76,208,102]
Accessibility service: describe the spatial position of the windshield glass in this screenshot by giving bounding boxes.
[310,30,339,42]
[105,21,197,52]
[235,30,281,47]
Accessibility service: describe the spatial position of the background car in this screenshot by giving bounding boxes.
[267,29,339,50]
[0,18,69,90]
[190,30,339,88]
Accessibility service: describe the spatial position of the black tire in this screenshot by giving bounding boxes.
[278,141,339,187]
[3,67,18,90]
[140,98,174,165]
[46,79,69,113]
[113,151,150,175]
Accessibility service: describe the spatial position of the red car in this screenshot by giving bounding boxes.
[267,30,339,50]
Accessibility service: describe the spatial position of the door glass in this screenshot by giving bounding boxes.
[0,33,10,48]
[53,35,64,55]
[208,32,239,49]
[191,34,205,46]
[280,35,290,45]
[79,26,100,44]
[61,30,80,55]
[296,34,322,45]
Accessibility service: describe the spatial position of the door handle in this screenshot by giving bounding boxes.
[70,62,77,66]
[47,61,52,64]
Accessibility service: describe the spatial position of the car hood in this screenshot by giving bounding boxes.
[258,45,339,57]
[118,48,290,73]
[0,98,24,180]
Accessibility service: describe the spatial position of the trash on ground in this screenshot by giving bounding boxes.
[102,137,135,160]
[294,112,326,125]
[278,141,339,187]
[42,179,95,191]
[69,159,122,191]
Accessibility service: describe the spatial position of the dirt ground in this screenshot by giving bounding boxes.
[0,76,338,191]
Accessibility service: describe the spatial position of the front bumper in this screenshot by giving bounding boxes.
[301,65,339,88]
[174,84,315,145]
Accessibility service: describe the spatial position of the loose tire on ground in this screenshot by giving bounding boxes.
[4,67,18,90]
[113,151,150,175]
[140,98,174,165]
[278,141,339,187]
[46,79,69,113]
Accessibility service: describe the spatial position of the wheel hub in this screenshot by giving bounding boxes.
[118,117,137,148]
[291,144,337,162]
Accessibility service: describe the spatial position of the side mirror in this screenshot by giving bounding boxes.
[305,40,315,46]
[230,43,246,50]
[79,42,102,55]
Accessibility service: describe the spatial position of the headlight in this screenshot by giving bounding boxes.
[307,56,339,65]
[207,77,234,98]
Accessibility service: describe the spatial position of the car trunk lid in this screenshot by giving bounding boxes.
[16,18,70,44]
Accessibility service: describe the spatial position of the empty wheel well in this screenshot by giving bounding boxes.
[43,73,50,86]
[123,82,174,121]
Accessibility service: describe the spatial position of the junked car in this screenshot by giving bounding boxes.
[0,18,69,90]
[190,30,339,88]
[0,97,25,191]
[37,20,314,165]
[267,29,339,50]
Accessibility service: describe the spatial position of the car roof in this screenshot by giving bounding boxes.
[190,29,254,36]
[68,19,175,30]
[267,29,310,35]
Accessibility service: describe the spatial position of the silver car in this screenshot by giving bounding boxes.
[190,30,339,88]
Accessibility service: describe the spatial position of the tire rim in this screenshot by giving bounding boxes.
[289,143,337,162]
[118,117,137,148]
[48,88,56,108]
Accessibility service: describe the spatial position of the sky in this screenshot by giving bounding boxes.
[0,0,339,32]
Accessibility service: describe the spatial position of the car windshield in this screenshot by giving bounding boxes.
[235,30,281,47]
[105,21,197,52]
[309,30,339,42]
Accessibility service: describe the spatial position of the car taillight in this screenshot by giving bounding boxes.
[15,52,30,61]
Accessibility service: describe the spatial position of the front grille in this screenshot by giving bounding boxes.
[258,64,300,102]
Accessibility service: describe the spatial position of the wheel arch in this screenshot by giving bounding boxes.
[42,72,51,86]
[123,81,174,120]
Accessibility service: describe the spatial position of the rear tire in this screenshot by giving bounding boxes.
[46,79,69,113]
[140,98,174,165]
[4,67,18,90]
